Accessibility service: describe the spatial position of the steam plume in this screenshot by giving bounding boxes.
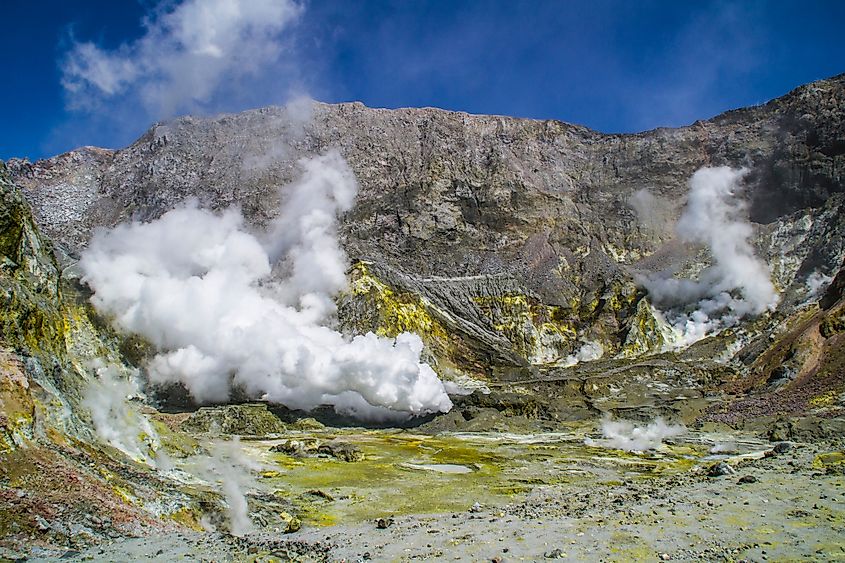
[83,361,160,465]
[194,439,258,536]
[639,167,779,345]
[584,417,685,452]
[80,151,452,420]
[561,340,604,367]
[805,271,833,300]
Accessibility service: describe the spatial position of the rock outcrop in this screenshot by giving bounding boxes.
[0,164,241,547]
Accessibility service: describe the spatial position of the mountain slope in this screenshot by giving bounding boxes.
[6,74,845,421]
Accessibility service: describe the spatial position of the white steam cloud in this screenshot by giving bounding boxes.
[80,151,453,420]
[61,0,302,119]
[584,417,686,453]
[639,167,779,345]
[561,340,604,368]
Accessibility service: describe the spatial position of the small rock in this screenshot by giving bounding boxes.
[660,553,671,561]
[738,475,758,484]
[544,548,565,559]
[34,515,50,531]
[772,442,792,454]
[280,511,301,533]
[305,489,335,501]
[469,502,483,513]
[707,462,736,477]
[767,420,793,442]
[376,517,393,529]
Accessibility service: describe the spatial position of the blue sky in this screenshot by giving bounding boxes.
[1,0,843,161]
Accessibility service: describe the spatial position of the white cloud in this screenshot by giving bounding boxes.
[61,0,303,118]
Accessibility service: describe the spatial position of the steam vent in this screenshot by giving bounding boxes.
[1,5,844,558]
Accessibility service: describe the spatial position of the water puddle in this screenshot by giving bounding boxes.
[400,462,475,474]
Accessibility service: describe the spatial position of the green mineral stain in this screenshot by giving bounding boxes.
[241,428,713,527]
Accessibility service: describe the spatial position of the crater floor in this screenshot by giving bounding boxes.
[20,423,845,562]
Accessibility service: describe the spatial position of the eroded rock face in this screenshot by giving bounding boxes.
[0,161,99,448]
[1,163,227,546]
[181,403,287,436]
[6,74,845,397]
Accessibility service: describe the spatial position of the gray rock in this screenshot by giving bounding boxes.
[768,420,794,442]
[270,438,320,457]
[707,462,736,477]
[317,440,364,462]
[10,76,845,370]
[34,515,50,531]
[773,442,793,455]
[270,438,363,462]
[6,74,845,423]
[375,517,393,529]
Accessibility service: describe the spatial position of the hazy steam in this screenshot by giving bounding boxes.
[585,417,685,452]
[241,95,314,175]
[561,340,604,367]
[83,361,160,465]
[639,167,779,345]
[80,151,452,420]
[195,439,258,536]
[628,188,672,234]
[805,271,833,300]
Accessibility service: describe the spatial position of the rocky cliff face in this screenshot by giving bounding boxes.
[0,164,251,547]
[6,74,845,421]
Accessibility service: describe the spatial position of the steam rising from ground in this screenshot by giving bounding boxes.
[561,340,604,368]
[639,167,779,345]
[585,417,686,452]
[84,364,259,535]
[805,271,833,300]
[80,151,452,420]
[83,362,161,465]
[195,439,258,536]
